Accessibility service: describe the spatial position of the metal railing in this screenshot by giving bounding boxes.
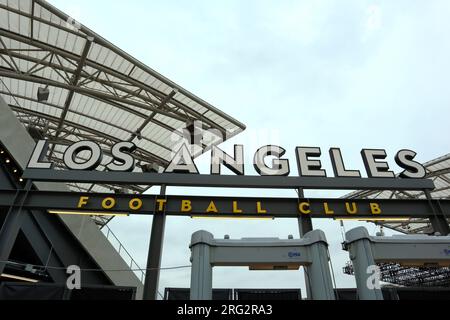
[101,224,145,283]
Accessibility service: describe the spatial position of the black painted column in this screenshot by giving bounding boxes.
[425,189,450,235]
[297,188,313,236]
[297,188,314,300]
[143,184,167,300]
[0,180,32,275]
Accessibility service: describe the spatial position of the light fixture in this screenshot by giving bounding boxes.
[133,130,142,140]
[19,178,24,182]
[334,217,410,222]
[1,273,39,283]
[191,215,274,220]
[37,86,50,102]
[48,210,129,217]
[27,126,45,140]
[5,159,10,163]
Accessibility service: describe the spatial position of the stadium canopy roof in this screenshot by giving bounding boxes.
[345,153,450,235]
[0,0,245,226]
[0,1,246,188]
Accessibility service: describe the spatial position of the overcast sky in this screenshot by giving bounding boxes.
[49,0,450,298]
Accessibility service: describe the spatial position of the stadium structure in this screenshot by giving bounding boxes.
[342,155,450,288]
[345,154,450,235]
[0,0,244,299]
[0,0,449,300]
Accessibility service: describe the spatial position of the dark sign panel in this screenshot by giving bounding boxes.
[14,140,440,220]
[0,190,447,219]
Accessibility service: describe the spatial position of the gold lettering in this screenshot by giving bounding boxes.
[129,198,143,211]
[257,202,267,214]
[370,203,382,215]
[345,202,358,215]
[206,201,218,213]
[324,202,334,215]
[77,196,89,208]
[181,200,192,213]
[233,201,243,214]
[298,202,311,214]
[102,197,116,210]
[156,199,167,212]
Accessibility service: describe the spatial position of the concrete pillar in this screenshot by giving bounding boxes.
[190,230,213,300]
[345,227,383,300]
[304,230,335,300]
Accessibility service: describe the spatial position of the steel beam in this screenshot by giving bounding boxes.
[0,3,86,38]
[0,28,238,135]
[425,189,450,236]
[129,90,178,142]
[0,181,32,276]
[22,169,436,191]
[0,189,448,218]
[33,0,248,131]
[11,105,174,154]
[0,67,190,124]
[0,86,183,136]
[10,107,169,165]
[0,49,195,125]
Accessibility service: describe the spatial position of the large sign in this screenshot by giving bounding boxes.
[28,140,426,179]
[23,140,434,191]
[0,189,448,218]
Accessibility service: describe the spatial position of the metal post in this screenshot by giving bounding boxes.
[306,232,335,300]
[297,188,313,235]
[0,180,32,276]
[346,227,383,300]
[424,189,450,236]
[298,215,313,237]
[297,188,313,299]
[189,231,213,300]
[143,184,167,300]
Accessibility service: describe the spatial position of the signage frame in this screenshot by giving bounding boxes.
[22,169,435,191]
[0,189,447,219]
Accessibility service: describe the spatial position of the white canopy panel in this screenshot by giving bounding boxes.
[0,0,246,226]
[344,154,450,234]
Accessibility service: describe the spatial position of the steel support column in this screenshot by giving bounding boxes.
[142,184,167,300]
[297,189,313,236]
[425,190,450,236]
[0,180,32,276]
[297,188,314,299]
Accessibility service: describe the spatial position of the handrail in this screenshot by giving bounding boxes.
[101,224,145,283]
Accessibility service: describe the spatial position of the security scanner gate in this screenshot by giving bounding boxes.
[189,230,335,300]
[344,227,450,300]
